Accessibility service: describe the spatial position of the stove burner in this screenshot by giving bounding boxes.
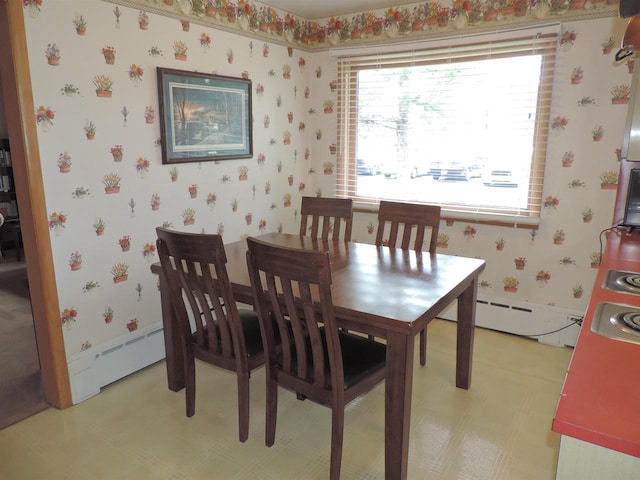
[592,302,640,345]
[616,311,640,332]
[615,274,640,292]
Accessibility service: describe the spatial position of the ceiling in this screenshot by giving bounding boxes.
[261,0,415,20]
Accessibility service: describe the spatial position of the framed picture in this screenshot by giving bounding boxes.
[157,68,252,164]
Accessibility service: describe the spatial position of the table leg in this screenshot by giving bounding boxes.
[158,269,185,392]
[456,278,477,389]
[385,331,414,480]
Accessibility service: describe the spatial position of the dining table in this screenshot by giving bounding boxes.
[150,232,485,480]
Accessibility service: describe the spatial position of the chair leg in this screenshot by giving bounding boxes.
[237,372,250,443]
[265,374,278,447]
[329,407,345,480]
[420,328,427,366]
[184,355,196,417]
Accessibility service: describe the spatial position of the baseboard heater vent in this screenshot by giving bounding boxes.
[437,293,582,347]
[65,294,580,403]
[512,306,533,313]
[67,322,166,404]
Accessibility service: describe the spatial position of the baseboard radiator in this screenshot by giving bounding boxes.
[65,295,580,404]
[67,322,166,404]
[437,293,582,347]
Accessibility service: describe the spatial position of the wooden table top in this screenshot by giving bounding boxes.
[213,233,486,336]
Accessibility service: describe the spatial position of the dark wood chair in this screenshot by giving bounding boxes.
[246,236,386,480]
[155,227,266,442]
[375,200,442,366]
[299,196,353,241]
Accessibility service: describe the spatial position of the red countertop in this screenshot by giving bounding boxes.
[552,161,640,457]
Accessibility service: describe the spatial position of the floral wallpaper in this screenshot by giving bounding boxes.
[102,0,619,50]
[24,0,336,356]
[18,0,632,360]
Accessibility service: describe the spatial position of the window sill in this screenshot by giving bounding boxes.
[354,201,539,230]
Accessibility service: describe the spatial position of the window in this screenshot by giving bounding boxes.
[334,27,558,223]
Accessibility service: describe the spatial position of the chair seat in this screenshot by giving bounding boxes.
[193,309,263,357]
[277,329,386,390]
[337,331,386,390]
[239,310,264,356]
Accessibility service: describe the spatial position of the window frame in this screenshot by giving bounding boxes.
[334,28,559,225]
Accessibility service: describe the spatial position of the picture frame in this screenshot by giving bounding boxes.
[157,68,252,164]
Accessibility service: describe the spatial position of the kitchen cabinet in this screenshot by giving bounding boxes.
[553,160,640,479]
[556,436,640,479]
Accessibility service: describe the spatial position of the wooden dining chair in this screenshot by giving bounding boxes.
[375,200,442,366]
[246,237,386,480]
[299,196,353,241]
[155,227,266,443]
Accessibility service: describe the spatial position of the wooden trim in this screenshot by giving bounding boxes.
[337,35,555,219]
[0,0,71,408]
[440,216,538,230]
[354,206,538,230]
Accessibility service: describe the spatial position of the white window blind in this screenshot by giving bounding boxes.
[334,26,559,222]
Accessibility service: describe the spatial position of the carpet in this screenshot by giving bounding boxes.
[0,258,49,429]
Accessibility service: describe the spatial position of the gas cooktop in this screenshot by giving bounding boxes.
[591,302,640,345]
[603,270,640,295]
[593,270,640,345]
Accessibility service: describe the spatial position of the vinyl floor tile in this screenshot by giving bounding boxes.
[0,319,572,480]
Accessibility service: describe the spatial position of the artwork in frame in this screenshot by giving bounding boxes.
[157,68,252,164]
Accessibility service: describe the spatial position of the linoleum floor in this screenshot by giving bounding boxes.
[0,319,572,480]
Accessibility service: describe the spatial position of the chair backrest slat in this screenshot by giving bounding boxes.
[200,266,230,353]
[376,200,441,253]
[299,196,353,242]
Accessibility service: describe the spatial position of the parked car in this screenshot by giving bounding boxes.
[356,158,382,175]
[429,158,483,181]
[482,166,519,187]
[382,161,429,179]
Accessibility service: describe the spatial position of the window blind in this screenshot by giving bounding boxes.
[334,26,559,222]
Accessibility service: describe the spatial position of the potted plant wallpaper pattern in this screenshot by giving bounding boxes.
[24,1,337,356]
[19,1,629,370]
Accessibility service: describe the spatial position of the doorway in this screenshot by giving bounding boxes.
[0,0,71,417]
[0,44,49,431]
